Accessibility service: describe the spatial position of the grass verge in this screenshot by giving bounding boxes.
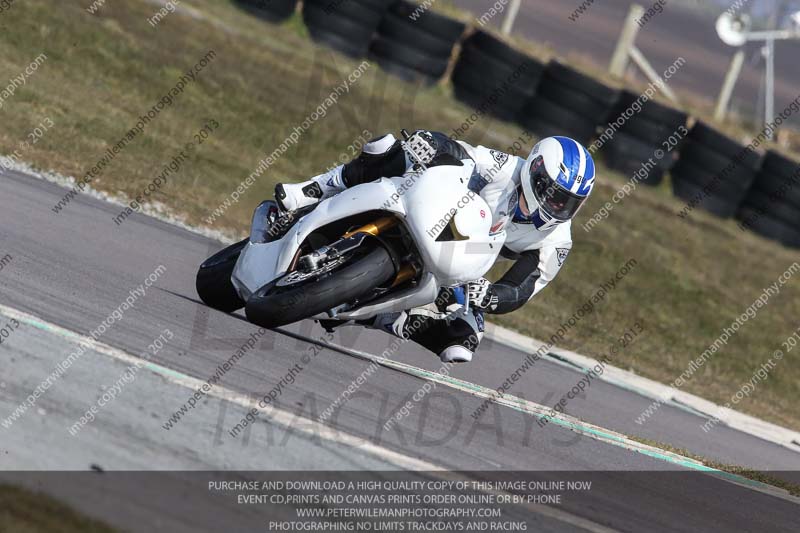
[0,0,798,433]
[627,437,800,497]
[0,484,119,533]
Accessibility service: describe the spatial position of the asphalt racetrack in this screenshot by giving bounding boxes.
[1,168,799,532]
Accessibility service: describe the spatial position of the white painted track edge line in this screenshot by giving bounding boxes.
[0,303,623,533]
[0,303,437,472]
[485,324,800,454]
[15,161,800,453]
[303,335,800,506]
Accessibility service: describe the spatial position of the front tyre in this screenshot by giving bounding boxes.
[245,246,395,329]
[196,238,248,312]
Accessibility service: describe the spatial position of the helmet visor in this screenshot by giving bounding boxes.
[530,158,585,221]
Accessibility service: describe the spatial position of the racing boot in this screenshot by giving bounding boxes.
[318,311,411,337]
[275,166,345,212]
[369,311,412,339]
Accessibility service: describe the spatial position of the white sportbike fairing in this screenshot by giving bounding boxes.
[197,155,506,329]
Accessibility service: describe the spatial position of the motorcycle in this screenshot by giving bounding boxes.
[196,133,506,329]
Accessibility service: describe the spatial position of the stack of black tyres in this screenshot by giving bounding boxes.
[670,121,762,218]
[370,0,465,84]
[600,90,688,186]
[450,31,544,122]
[736,150,800,247]
[518,61,618,145]
[303,0,393,58]
[234,0,298,21]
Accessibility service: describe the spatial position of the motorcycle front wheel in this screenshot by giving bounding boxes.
[245,245,396,329]
[196,238,248,312]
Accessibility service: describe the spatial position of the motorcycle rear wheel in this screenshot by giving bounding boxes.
[245,245,395,329]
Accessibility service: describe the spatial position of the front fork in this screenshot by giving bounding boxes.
[297,216,418,288]
[340,216,474,315]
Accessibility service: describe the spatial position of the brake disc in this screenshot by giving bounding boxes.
[275,255,348,287]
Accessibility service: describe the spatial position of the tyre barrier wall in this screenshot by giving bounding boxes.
[303,0,393,58]
[518,61,619,147]
[368,0,466,85]
[670,121,762,219]
[240,0,800,247]
[736,150,800,248]
[599,90,688,186]
[451,31,544,122]
[234,0,299,21]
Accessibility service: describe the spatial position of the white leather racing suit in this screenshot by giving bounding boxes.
[280,131,573,360]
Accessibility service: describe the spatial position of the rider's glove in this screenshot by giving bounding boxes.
[402,130,438,169]
[467,278,498,311]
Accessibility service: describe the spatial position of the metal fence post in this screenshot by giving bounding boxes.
[609,4,645,77]
[714,50,745,121]
[501,0,522,36]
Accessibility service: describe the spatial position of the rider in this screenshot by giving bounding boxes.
[275,131,596,363]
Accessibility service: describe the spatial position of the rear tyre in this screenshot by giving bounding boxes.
[196,239,248,312]
[245,245,396,329]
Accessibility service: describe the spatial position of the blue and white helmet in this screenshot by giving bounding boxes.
[517,136,596,230]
